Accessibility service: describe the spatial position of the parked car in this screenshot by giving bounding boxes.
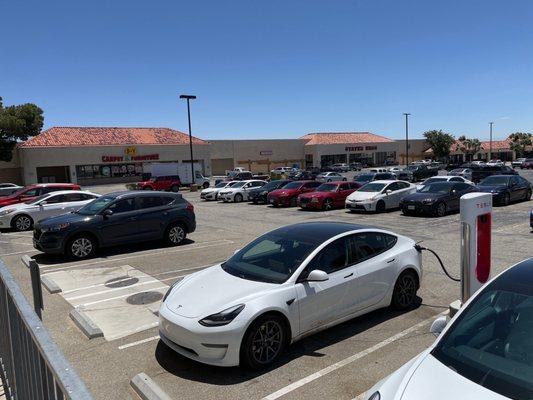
[458,164,518,183]
[316,172,347,183]
[159,221,422,368]
[389,167,413,182]
[350,162,363,171]
[137,175,181,192]
[354,172,396,185]
[200,181,239,201]
[0,183,81,208]
[297,181,360,211]
[218,180,267,203]
[267,180,321,207]
[330,163,350,173]
[512,157,526,168]
[270,167,293,174]
[522,158,533,169]
[531,208,533,229]
[400,181,476,217]
[370,168,388,173]
[305,166,322,176]
[364,257,533,400]
[228,171,254,181]
[476,175,532,206]
[0,191,100,231]
[346,181,416,213]
[470,160,486,166]
[416,175,474,191]
[406,164,438,181]
[288,170,315,181]
[486,159,504,166]
[0,183,22,197]
[449,168,473,181]
[33,191,195,259]
[248,180,291,204]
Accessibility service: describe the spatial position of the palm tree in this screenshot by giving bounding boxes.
[457,136,482,162]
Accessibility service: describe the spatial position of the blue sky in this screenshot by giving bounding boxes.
[1,0,532,140]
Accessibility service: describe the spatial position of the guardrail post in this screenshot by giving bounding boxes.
[21,255,44,320]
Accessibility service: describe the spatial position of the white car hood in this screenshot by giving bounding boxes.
[0,202,34,212]
[347,191,378,201]
[165,265,274,318]
[397,354,505,400]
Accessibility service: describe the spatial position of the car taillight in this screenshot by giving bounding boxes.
[186,203,194,212]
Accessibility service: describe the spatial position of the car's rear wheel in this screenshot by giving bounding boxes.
[241,314,286,369]
[67,235,96,259]
[234,193,243,203]
[290,197,297,207]
[376,200,385,213]
[170,185,180,192]
[525,190,532,201]
[165,223,186,246]
[503,193,510,206]
[12,214,33,231]
[435,202,446,217]
[323,198,333,211]
[202,182,210,189]
[391,270,418,310]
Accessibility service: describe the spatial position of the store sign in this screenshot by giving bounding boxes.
[365,146,377,150]
[345,146,364,152]
[102,147,159,163]
[260,150,273,156]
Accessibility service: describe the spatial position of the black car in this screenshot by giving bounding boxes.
[353,172,396,185]
[248,180,291,204]
[461,163,518,183]
[289,170,316,181]
[400,181,476,217]
[406,164,438,181]
[33,191,196,259]
[476,175,532,206]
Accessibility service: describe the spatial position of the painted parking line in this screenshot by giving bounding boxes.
[118,335,160,350]
[0,240,34,246]
[262,314,439,400]
[0,249,37,257]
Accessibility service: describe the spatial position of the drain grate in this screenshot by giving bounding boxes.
[126,291,164,305]
[105,276,140,288]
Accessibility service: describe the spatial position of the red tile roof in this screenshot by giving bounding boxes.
[300,132,393,145]
[426,139,512,154]
[20,127,208,148]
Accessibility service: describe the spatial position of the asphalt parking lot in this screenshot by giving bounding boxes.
[1,169,532,400]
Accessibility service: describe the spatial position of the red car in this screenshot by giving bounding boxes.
[522,158,533,169]
[266,180,321,207]
[297,181,361,210]
[0,183,81,207]
[137,175,181,192]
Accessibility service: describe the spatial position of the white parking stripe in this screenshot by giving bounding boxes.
[118,335,160,350]
[0,250,36,256]
[262,314,438,400]
[0,240,34,246]
[80,286,168,307]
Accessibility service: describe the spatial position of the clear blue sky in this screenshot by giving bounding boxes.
[1,0,532,141]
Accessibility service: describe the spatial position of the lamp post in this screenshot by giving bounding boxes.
[489,122,494,162]
[179,94,197,184]
[403,113,411,166]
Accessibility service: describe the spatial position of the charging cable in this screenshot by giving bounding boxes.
[415,243,461,282]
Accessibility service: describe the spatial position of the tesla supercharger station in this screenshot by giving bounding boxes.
[460,192,492,303]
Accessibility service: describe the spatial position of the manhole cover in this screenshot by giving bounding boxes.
[126,291,163,305]
[105,276,140,288]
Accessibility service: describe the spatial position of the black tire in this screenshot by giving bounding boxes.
[67,234,96,259]
[240,314,286,369]
[376,200,386,213]
[290,197,297,207]
[323,198,334,211]
[503,193,510,206]
[525,190,532,201]
[252,199,258,204]
[401,208,412,216]
[12,214,33,231]
[342,177,347,181]
[202,182,210,189]
[435,202,446,217]
[327,179,332,182]
[391,270,418,310]
[170,185,180,193]
[234,193,243,203]
[165,223,186,246]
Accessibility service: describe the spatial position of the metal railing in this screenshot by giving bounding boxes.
[0,260,93,400]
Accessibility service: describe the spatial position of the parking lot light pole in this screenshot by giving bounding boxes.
[403,113,411,166]
[489,122,494,161]
[180,94,197,184]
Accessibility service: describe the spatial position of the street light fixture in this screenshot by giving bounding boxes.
[179,94,197,185]
[403,113,411,166]
[489,122,494,162]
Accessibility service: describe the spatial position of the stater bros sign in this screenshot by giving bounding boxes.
[101,147,159,163]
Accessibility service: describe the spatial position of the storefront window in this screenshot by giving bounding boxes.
[320,154,347,167]
[76,163,143,179]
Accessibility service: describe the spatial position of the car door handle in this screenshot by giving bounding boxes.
[387,258,395,263]
[344,272,353,279]
[129,216,138,221]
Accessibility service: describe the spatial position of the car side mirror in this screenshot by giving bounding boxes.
[385,189,392,195]
[430,315,448,337]
[306,270,329,282]
[103,209,113,217]
[233,248,240,255]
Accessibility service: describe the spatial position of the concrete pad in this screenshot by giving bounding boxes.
[130,373,172,400]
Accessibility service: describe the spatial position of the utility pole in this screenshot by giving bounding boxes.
[179,94,197,184]
[489,122,494,161]
[403,113,411,165]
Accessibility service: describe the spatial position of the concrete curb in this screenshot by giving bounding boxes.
[69,308,103,339]
[41,276,62,294]
[130,373,173,400]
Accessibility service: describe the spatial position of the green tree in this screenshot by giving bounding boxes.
[508,132,532,157]
[0,97,44,162]
[423,130,456,160]
[457,135,482,161]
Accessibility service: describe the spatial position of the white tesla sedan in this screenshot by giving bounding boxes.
[345,180,416,213]
[218,180,267,203]
[200,180,239,201]
[0,190,100,231]
[363,257,533,400]
[416,175,474,191]
[159,222,422,368]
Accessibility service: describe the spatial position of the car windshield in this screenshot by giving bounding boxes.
[355,174,373,182]
[221,233,319,283]
[358,183,386,192]
[481,176,510,185]
[214,182,227,188]
[418,183,451,194]
[282,182,303,189]
[76,196,115,215]
[407,165,419,170]
[25,194,49,205]
[263,181,284,190]
[316,183,338,192]
[231,182,246,188]
[423,177,446,185]
[432,279,533,399]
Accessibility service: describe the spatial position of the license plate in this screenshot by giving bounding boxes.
[407,205,415,210]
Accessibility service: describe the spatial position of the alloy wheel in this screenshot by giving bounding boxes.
[323,198,333,211]
[396,274,416,308]
[71,238,93,258]
[168,226,185,244]
[251,320,283,365]
[504,193,510,206]
[14,216,32,231]
[436,202,446,217]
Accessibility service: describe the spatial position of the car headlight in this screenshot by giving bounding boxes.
[310,198,319,203]
[41,222,70,232]
[367,391,380,400]
[0,209,15,215]
[199,304,245,327]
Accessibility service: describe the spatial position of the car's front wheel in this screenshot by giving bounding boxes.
[12,214,33,231]
[323,198,333,211]
[375,200,386,213]
[165,223,186,246]
[234,193,243,203]
[391,270,418,310]
[67,235,96,259]
[502,193,511,206]
[170,185,180,192]
[241,314,286,369]
[202,182,210,189]
[435,202,446,217]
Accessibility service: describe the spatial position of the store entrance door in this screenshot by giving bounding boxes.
[36,166,70,183]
